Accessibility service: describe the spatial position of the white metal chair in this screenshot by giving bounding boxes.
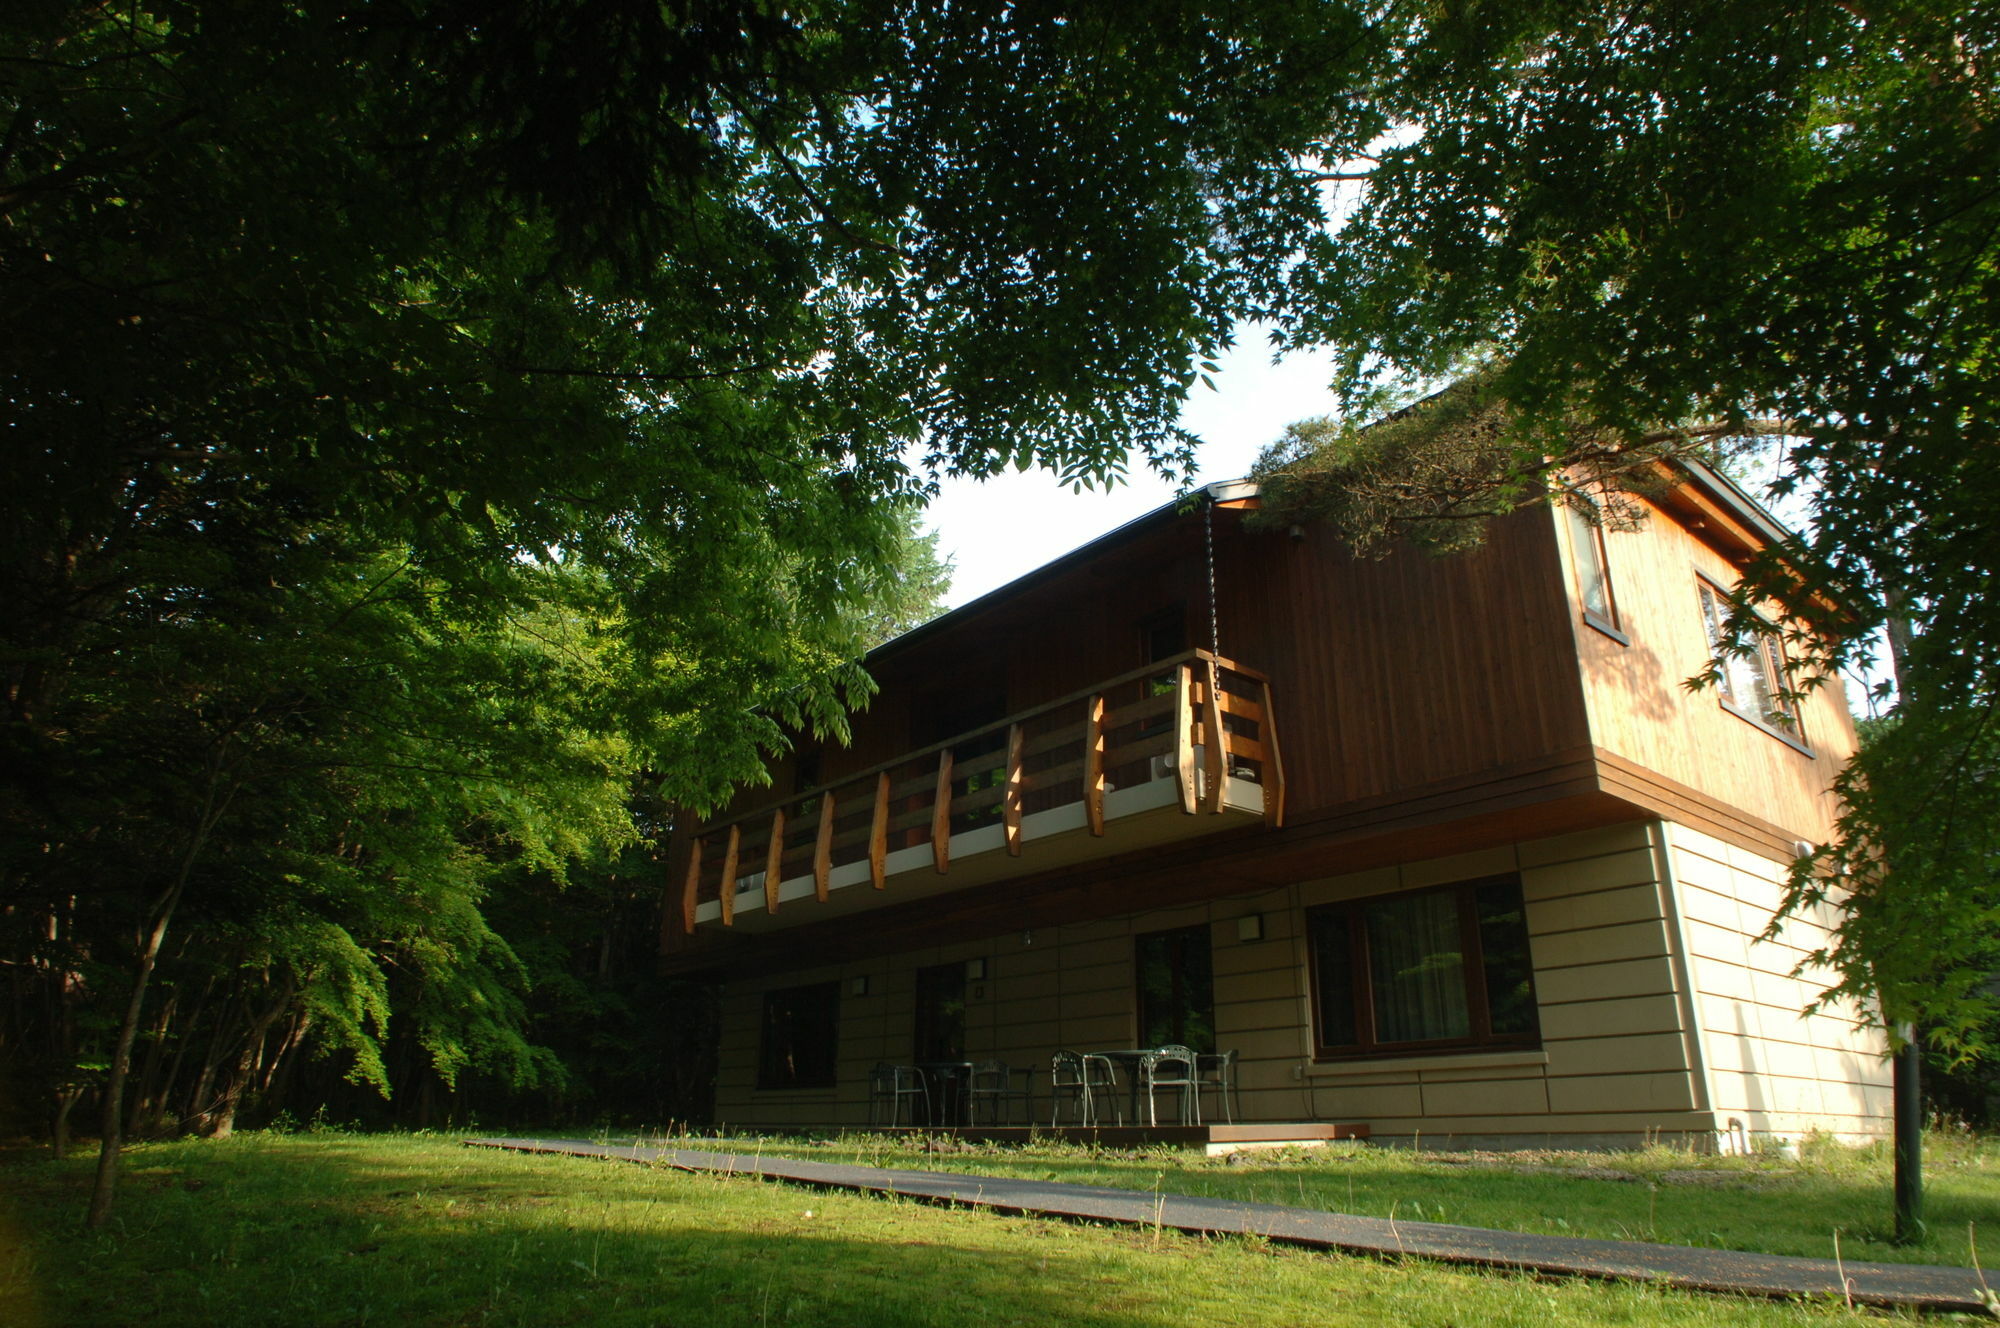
[1139,1044,1200,1126]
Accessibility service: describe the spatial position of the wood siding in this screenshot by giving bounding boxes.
[1557,492,1855,847]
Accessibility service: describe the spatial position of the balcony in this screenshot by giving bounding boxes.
[677,651,1284,933]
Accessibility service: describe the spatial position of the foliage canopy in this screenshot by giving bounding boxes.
[1254,0,2000,1057]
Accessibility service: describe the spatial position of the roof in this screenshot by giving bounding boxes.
[868,479,1256,664]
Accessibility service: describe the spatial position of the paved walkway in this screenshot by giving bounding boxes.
[467,1137,1995,1314]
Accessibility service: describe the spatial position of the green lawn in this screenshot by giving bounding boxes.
[0,1132,1976,1328]
[768,1129,2000,1269]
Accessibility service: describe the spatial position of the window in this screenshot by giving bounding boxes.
[1136,925,1215,1052]
[1564,500,1624,640]
[1306,876,1539,1060]
[757,982,839,1089]
[1697,579,1806,746]
[912,963,967,1062]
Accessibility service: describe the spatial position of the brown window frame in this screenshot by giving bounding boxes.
[1305,875,1541,1063]
[1565,499,1627,644]
[1696,576,1812,755]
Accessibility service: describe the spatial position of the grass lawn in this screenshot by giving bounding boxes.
[0,1132,1979,1328]
[764,1128,2000,1270]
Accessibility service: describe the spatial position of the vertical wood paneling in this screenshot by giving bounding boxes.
[1563,494,1855,844]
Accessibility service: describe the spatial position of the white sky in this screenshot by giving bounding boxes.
[920,329,1340,608]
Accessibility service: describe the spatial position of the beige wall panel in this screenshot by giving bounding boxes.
[1058,918,1131,945]
[1540,993,1685,1040]
[1532,956,1678,1004]
[1689,957,1758,1002]
[1685,918,1755,966]
[1365,1111,1716,1138]
[1212,946,1301,984]
[1529,918,1671,968]
[1517,823,1655,869]
[1297,867,1400,909]
[992,994,1062,1027]
[1217,996,1310,1035]
[1058,1015,1131,1048]
[1313,1083,1425,1118]
[997,943,1061,975]
[1215,962,1301,1003]
[1208,948,1304,992]
[1521,848,1661,903]
[1058,937,1132,972]
[1422,1078,1551,1117]
[1227,1027,1314,1062]
[1059,963,1130,999]
[998,1022,1062,1055]
[1416,1056,1552,1088]
[1547,1070,1696,1114]
[1707,1033,1828,1082]
[1057,988,1131,1023]
[1218,900,1298,940]
[1401,845,1521,889]
[1542,1032,1690,1077]
[1748,967,1821,1015]
[1529,883,1666,933]
[1129,903,1215,934]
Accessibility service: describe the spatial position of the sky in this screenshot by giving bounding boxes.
[919,329,1341,609]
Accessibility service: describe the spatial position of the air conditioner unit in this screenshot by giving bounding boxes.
[1150,747,1207,797]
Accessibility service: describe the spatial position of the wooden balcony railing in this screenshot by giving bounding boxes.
[678,650,1282,933]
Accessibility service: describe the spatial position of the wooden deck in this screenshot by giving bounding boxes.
[808,1121,1368,1154]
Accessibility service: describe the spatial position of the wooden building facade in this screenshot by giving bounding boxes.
[661,465,1888,1148]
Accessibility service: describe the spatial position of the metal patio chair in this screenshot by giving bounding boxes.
[1049,1050,1121,1126]
[869,1062,929,1128]
[967,1059,1034,1126]
[1196,1048,1239,1123]
[1138,1044,1200,1126]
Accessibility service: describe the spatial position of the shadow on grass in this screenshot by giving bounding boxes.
[1,1136,1236,1328]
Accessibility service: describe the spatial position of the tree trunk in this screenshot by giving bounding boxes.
[51,1084,84,1160]
[85,755,234,1228]
[131,991,179,1138]
[1894,1026,1925,1243]
[183,998,247,1136]
[86,894,180,1227]
[207,977,294,1139]
[153,974,215,1136]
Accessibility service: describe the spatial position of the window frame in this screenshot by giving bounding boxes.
[1696,575,1813,755]
[1304,874,1541,1063]
[1564,499,1628,645]
[755,981,841,1091]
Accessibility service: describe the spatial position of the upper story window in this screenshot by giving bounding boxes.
[1564,499,1624,642]
[1306,875,1540,1061]
[1697,578,1809,750]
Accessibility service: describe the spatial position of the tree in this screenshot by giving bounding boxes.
[2,0,1378,1219]
[1251,1,2000,1047]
